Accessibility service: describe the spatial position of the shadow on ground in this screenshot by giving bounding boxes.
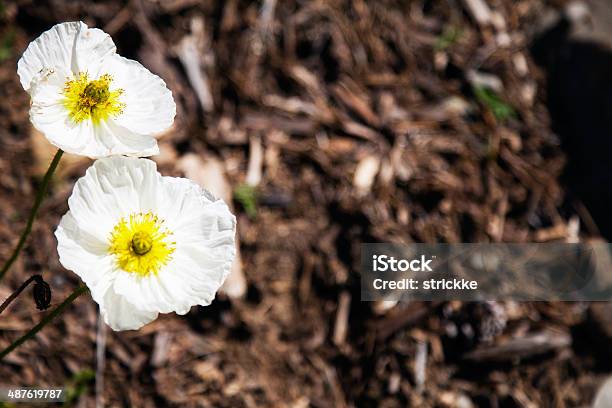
[532,15,612,239]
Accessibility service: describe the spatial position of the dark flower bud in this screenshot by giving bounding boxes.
[32,275,52,311]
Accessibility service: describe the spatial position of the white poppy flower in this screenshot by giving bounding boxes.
[55,156,236,330]
[18,21,176,158]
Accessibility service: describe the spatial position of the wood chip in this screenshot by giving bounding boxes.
[332,291,351,346]
[175,17,214,113]
[353,155,380,196]
[464,329,571,362]
[462,0,493,26]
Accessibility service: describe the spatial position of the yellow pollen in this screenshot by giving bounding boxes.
[109,212,175,277]
[63,72,125,124]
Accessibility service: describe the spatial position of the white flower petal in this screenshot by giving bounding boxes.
[67,156,160,241]
[93,120,160,158]
[56,211,107,255]
[55,212,116,308]
[156,177,236,238]
[18,21,115,92]
[101,286,158,331]
[106,55,176,135]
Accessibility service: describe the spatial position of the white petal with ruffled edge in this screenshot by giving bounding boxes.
[18,21,116,92]
[105,55,176,136]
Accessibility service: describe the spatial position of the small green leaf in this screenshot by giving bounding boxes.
[435,26,462,51]
[234,184,258,219]
[0,30,16,62]
[473,85,516,122]
[63,369,95,406]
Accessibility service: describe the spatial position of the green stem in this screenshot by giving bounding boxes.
[0,284,88,361]
[0,149,63,282]
[0,275,39,315]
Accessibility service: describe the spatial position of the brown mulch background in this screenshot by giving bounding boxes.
[1,0,612,406]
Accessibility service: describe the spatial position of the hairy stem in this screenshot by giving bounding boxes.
[0,149,63,282]
[0,285,88,361]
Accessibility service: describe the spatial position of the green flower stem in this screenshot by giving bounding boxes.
[0,275,40,315]
[0,148,63,282]
[0,284,88,361]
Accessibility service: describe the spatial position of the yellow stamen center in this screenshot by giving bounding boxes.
[109,212,175,277]
[63,73,125,124]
